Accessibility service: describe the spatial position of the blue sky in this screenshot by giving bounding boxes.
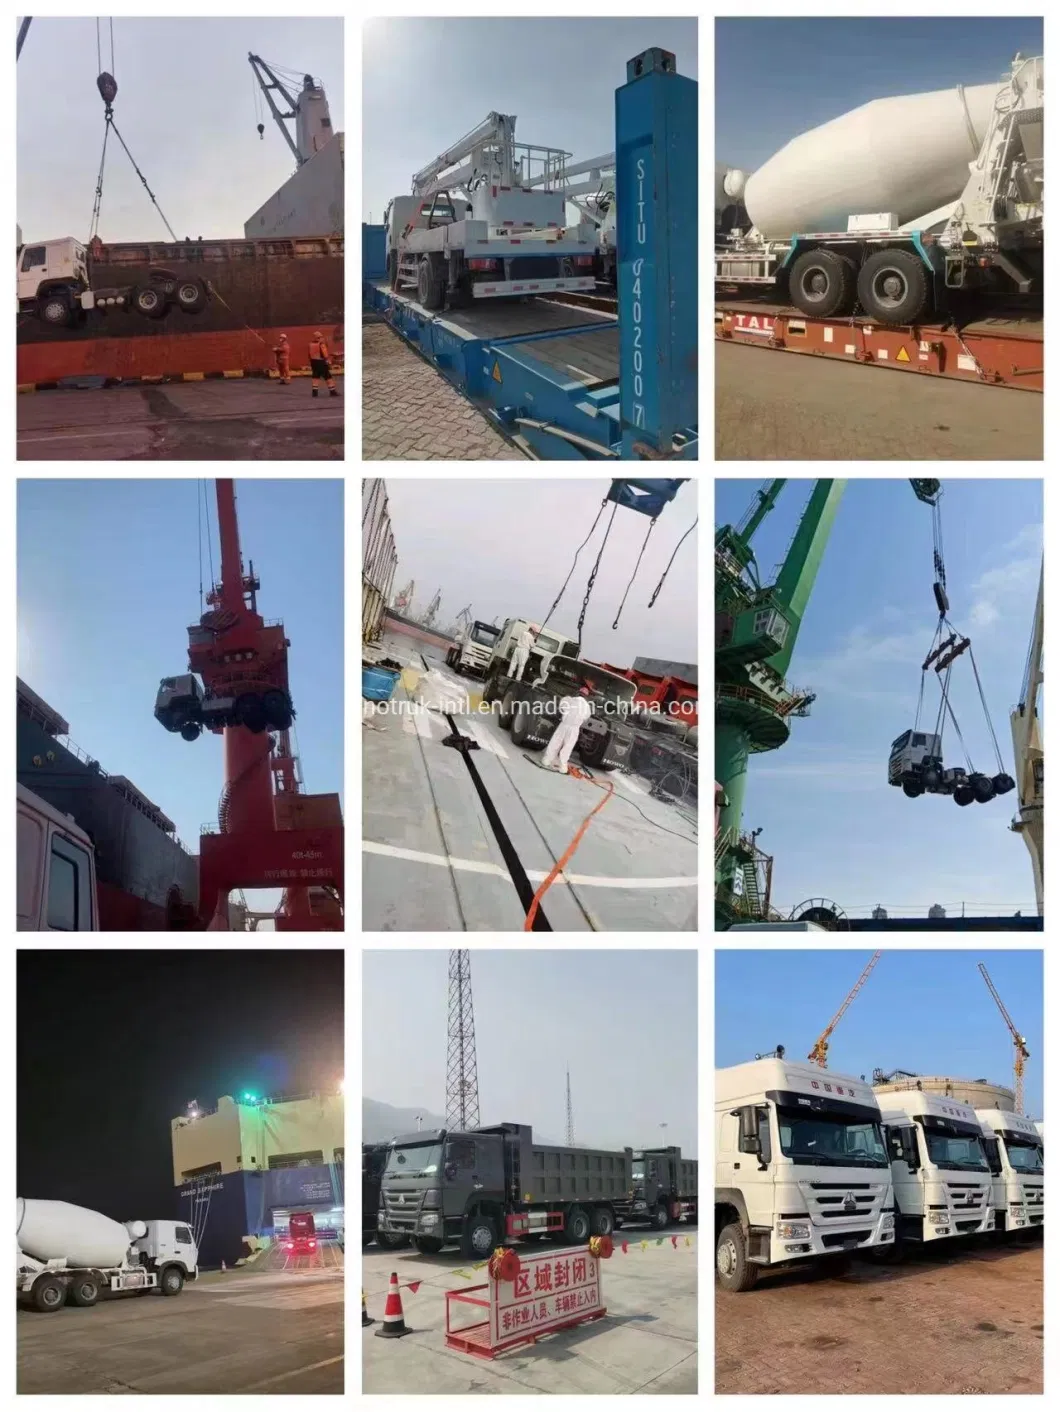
[362,17,698,224]
[715,478,1043,917]
[18,17,343,243]
[716,18,1043,171]
[716,949,1043,1120]
[17,479,343,916]
[363,950,698,1155]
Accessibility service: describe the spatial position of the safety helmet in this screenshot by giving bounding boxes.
[579,685,592,696]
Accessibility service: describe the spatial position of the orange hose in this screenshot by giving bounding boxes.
[523,765,615,931]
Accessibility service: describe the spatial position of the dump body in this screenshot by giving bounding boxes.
[715,1058,895,1290]
[378,1122,634,1259]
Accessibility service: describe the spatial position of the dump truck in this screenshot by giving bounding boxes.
[17,1198,198,1312]
[493,654,638,772]
[377,1122,633,1259]
[17,234,210,328]
[874,1087,993,1255]
[154,671,294,739]
[362,1143,408,1250]
[976,1108,1044,1235]
[628,1146,698,1228]
[715,54,1043,325]
[715,1057,895,1291]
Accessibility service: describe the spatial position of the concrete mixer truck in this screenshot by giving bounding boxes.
[16,1198,198,1312]
[716,54,1043,325]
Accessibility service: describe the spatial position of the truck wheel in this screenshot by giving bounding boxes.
[38,290,75,327]
[68,1275,100,1308]
[564,1207,591,1245]
[970,773,996,803]
[180,722,201,742]
[715,1222,758,1292]
[133,284,169,319]
[412,1235,444,1254]
[652,1204,670,1231]
[856,249,931,324]
[236,693,267,734]
[902,781,923,798]
[788,249,856,318]
[32,1275,68,1312]
[263,689,293,730]
[160,1266,185,1296]
[510,705,543,749]
[418,256,446,312]
[175,278,208,314]
[462,1214,498,1260]
[954,784,975,806]
[498,689,516,731]
[590,1207,615,1237]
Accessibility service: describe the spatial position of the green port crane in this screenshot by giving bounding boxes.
[714,478,940,929]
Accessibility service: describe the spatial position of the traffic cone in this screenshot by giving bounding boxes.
[362,1290,374,1326]
[220,1259,227,1274]
[373,1271,413,1338]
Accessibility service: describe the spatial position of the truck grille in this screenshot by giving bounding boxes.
[794,1177,889,1226]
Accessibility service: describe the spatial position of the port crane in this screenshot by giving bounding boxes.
[157,480,344,930]
[715,479,1012,928]
[248,53,332,168]
[808,951,882,1068]
[977,962,1029,1115]
[1009,561,1043,914]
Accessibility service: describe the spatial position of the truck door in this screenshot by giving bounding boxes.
[19,244,49,300]
[445,1137,504,1216]
[17,804,97,930]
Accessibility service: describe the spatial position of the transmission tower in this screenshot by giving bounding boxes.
[565,1066,574,1146]
[446,950,480,1130]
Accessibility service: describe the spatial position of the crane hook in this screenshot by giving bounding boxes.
[257,123,265,139]
[97,72,118,106]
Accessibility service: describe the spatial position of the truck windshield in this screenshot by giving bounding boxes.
[385,1143,442,1177]
[921,1130,988,1172]
[1003,1137,1044,1172]
[470,624,500,647]
[631,1162,646,1181]
[777,1108,889,1167]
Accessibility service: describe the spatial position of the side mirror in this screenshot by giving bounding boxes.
[901,1129,920,1171]
[444,1163,457,1181]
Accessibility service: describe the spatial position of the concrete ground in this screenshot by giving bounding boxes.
[363,1230,698,1394]
[17,378,344,460]
[362,320,527,461]
[17,1261,344,1395]
[715,340,1043,460]
[362,627,698,932]
[716,1237,1042,1394]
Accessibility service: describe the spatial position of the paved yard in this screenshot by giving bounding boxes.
[362,320,526,461]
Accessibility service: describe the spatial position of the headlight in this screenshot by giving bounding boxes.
[423,1189,441,1208]
[419,1213,439,1229]
[776,1222,811,1240]
[928,1211,948,1225]
[881,1213,895,1231]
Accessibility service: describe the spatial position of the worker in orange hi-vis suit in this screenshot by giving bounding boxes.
[273,332,291,385]
[308,331,339,398]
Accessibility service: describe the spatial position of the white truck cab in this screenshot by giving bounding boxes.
[715,1057,894,1291]
[445,620,501,678]
[485,618,578,691]
[976,1108,1043,1234]
[16,784,99,931]
[875,1088,992,1249]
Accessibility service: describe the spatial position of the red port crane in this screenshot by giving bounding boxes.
[808,950,882,1068]
[176,480,344,929]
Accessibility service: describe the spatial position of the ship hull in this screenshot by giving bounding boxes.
[17,236,343,384]
[17,713,198,928]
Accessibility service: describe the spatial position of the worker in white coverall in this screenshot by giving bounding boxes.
[509,625,536,682]
[542,685,594,774]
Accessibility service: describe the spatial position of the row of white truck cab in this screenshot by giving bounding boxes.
[715,1056,1043,1292]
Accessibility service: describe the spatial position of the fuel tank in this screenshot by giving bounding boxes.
[744,79,1003,238]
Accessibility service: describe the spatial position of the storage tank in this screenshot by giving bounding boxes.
[873,1075,1015,1113]
[744,78,1003,239]
[16,1198,134,1268]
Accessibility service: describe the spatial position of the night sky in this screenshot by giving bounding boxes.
[17,949,344,1221]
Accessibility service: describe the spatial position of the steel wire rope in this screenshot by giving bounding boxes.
[612,518,656,629]
[575,502,618,652]
[539,493,609,632]
[649,515,697,609]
